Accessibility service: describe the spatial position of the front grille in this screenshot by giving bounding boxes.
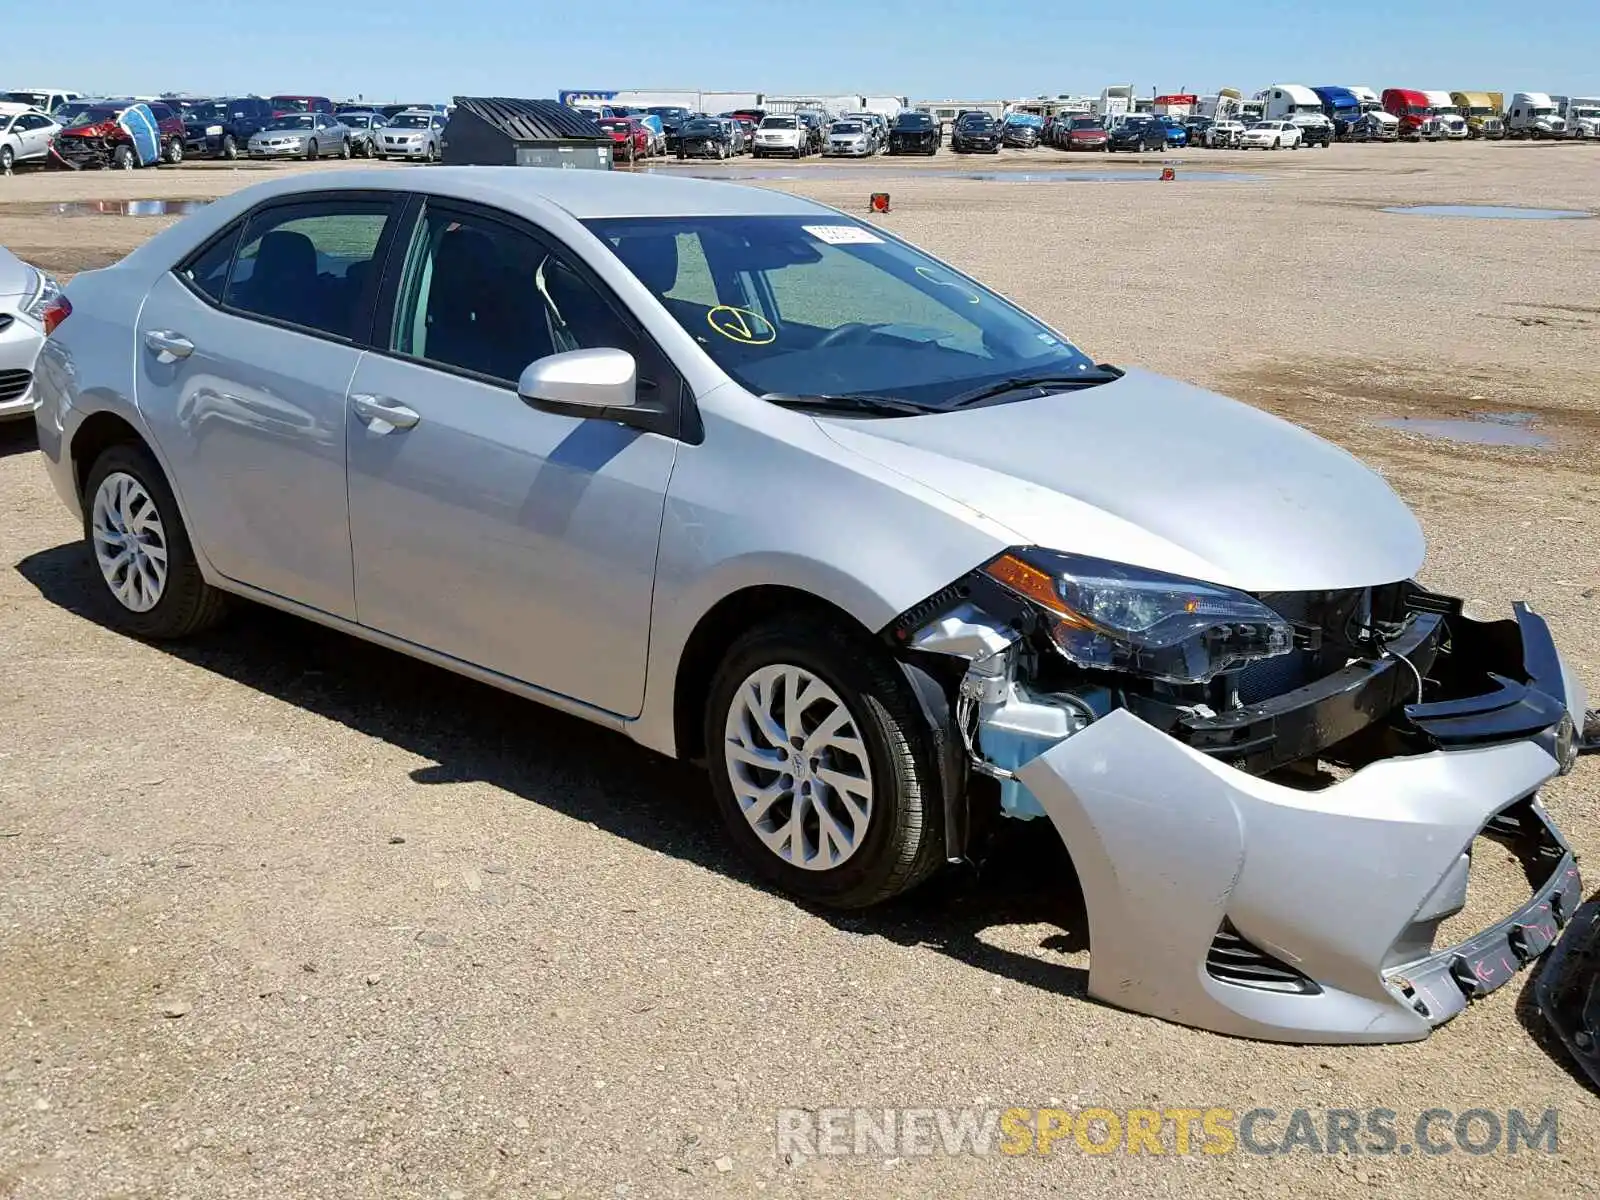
[1206,920,1320,994]
[0,368,33,403]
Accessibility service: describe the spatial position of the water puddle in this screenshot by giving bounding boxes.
[1384,204,1593,220]
[1374,411,1551,448]
[28,199,212,217]
[651,166,1259,184]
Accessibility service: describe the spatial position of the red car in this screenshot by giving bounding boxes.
[1062,116,1110,151]
[597,116,651,162]
[50,98,188,169]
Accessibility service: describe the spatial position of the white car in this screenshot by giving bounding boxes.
[1204,118,1247,148]
[1240,120,1302,149]
[752,115,806,158]
[0,246,60,421]
[0,103,60,172]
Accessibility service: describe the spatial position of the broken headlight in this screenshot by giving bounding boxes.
[981,549,1293,684]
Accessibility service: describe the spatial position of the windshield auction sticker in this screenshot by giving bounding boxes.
[706,306,777,345]
[802,224,884,245]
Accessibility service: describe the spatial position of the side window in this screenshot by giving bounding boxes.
[390,205,642,384]
[178,223,242,303]
[222,199,394,338]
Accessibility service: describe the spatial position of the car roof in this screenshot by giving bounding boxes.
[181,166,834,220]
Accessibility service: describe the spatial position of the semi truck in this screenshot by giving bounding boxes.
[1422,91,1468,139]
[1382,88,1433,139]
[1556,96,1600,139]
[1505,93,1565,138]
[1261,84,1334,146]
[1450,91,1505,138]
[1313,86,1361,138]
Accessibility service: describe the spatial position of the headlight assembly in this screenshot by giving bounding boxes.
[981,549,1293,683]
[21,267,62,325]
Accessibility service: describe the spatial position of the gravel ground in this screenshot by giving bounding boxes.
[2,142,1598,1199]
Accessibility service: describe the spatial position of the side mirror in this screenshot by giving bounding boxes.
[518,348,638,413]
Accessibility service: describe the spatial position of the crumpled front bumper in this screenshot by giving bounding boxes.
[1011,606,1589,1044]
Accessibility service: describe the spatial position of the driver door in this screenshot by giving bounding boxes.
[344,198,682,716]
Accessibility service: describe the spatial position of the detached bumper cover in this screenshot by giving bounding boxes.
[1020,712,1578,1042]
[1011,602,1588,1044]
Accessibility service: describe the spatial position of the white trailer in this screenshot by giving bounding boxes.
[1098,84,1134,122]
[1197,89,1243,119]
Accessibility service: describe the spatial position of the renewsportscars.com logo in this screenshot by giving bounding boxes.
[776,1107,1560,1159]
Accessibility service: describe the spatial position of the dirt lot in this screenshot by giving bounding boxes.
[2,142,1599,1199]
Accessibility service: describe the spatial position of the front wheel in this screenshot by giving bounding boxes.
[705,615,945,909]
[306,138,318,160]
[82,443,227,640]
[164,138,183,165]
[339,139,351,159]
[113,144,135,170]
[221,134,238,160]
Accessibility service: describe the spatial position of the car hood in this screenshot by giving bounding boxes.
[812,368,1424,592]
[0,246,36,300]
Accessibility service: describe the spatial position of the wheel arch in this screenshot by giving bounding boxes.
[668,583,878,766]
[70,410,149,503]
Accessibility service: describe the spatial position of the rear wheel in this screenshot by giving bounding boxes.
[704,614,945,909]
[164,138,183,165]
[82,443,227,640]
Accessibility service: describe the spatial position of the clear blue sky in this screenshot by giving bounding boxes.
[8,0,1595,102]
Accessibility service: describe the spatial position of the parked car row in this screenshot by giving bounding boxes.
[0,90,456,172]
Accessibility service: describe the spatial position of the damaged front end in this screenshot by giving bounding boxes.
[886,548,1595,1043]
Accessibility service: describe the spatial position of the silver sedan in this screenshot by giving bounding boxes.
[247,112,351,160]
[0,246,61,421]
[31,168,1596,1046]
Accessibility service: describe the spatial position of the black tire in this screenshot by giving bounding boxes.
[340,139,351,159]
[81,443,227,640]
[306,138,318,160]
[0,146,12,172]
[221,134,238,160]
[113,144,135,170]
[704,613,945,909]
[164,138,183,165]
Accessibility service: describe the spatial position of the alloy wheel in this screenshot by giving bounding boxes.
[723,664,874,871]
[91,472,169,612]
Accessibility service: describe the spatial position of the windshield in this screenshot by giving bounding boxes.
[957,115,994,128]
[61,106,120,129]
[187,102,227,122]
[1572,107,1600,118]
[1532,106,1557,115]
[760,117,796,128]
[1070,118,1102,129]
[273,98,312,112]
[831,122,863,134]
[682,119,720,133]
[267,114,316,130]
[894,114,933,128]
[390,113,432,128]
[2,91,51,108]
[584,215,1100,411]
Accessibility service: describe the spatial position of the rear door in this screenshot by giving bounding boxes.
[343,197,681,715]
[134,191,404,618]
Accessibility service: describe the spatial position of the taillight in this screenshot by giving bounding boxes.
[43,295,72,336]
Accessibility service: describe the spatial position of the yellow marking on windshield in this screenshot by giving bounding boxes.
[707,305,777,345]
[915,266,981,304]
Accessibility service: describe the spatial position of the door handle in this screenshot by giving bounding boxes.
[144,329,194,361]
[351,393,420,432]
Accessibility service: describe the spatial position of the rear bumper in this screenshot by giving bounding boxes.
[1010,603,1589,1043]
